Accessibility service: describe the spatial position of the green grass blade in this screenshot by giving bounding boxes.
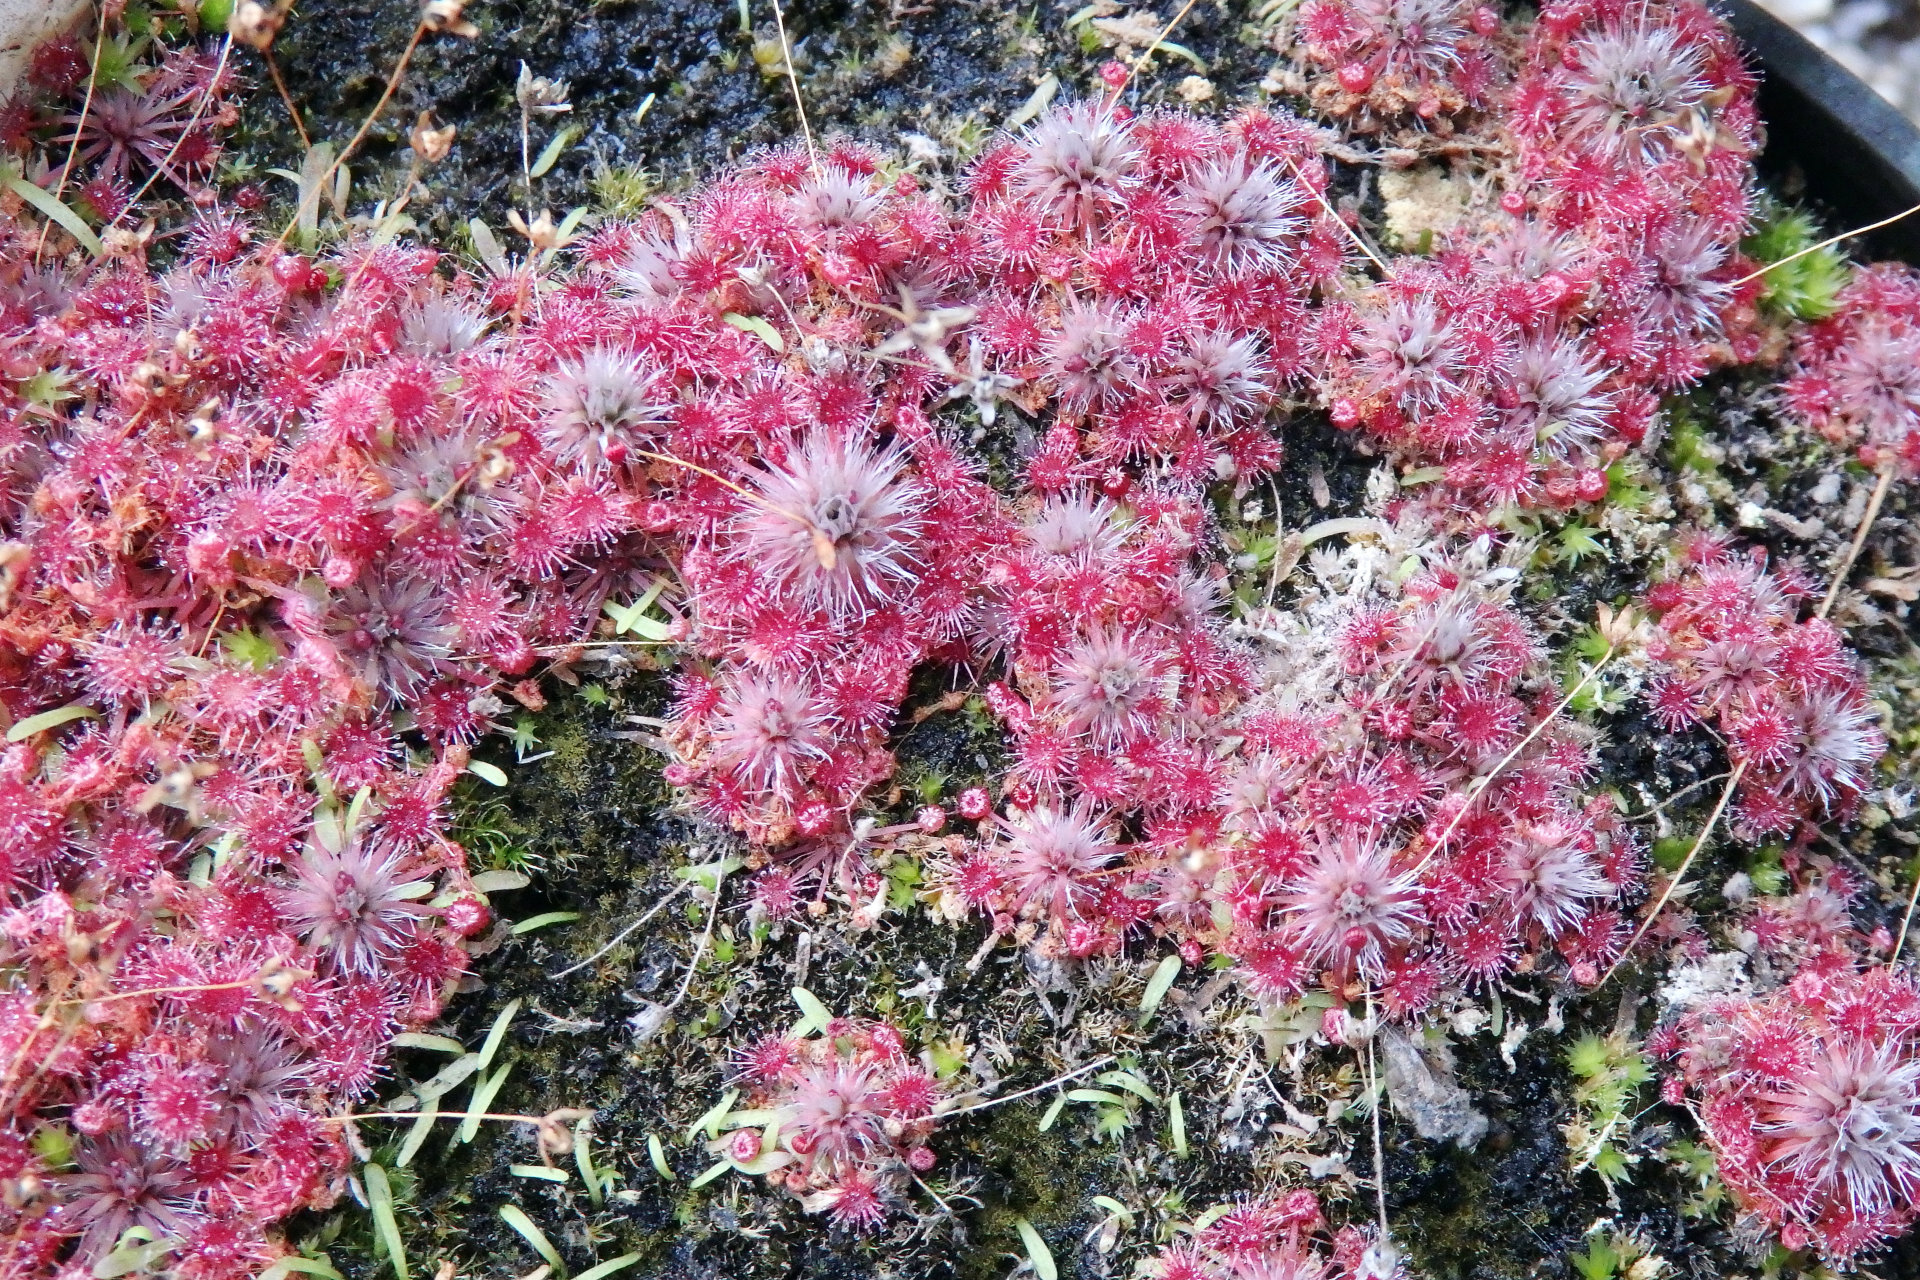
[498,1205,564,1277]
[1014,1219,1056,1280]
[5,176,103,257]
[363,1164,408,1280]
[572,1255,641,1280]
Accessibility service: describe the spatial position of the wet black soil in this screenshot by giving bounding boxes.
[243,0,1270,244]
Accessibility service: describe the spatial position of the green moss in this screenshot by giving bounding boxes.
[589,163,654,216]
[1743,201,1851,322]
[536,717,597,795]
[1393,1149,1511,1280]
[1665,397,1723,478]
[1565,1033,1653,1188]
[961,1104,1088,1280]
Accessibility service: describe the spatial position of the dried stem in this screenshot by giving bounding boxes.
[663,887,720,1012]
[1893,862,1920,963]
[1601,759,1749,987]
[277,19,429,247]
[114,36,237,221]
[1284,155,1391,276]
[1732,201,1920,288]
[1363,993,1391,1246]
[937,1055,1116,1116]
[633,448,782,514]
[59,977,253,1007]
[265,46,312,150]
[323,1110,548,1126]
[332,22,426,171]
[1412,648,1614,877]
[1818,463,1895,619]
[1108,0,1203,101]
[35,6,105,262]
[553,881,690,979]
[765,0,817,174]
[1619,771,1733,822]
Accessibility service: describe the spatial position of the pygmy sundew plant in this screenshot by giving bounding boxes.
[1146,1190,1400,1280]
[1641,535,1884,836]
[1672,966,1920,1261]
[709,1016,944,1230]
[1780,263,1920,478]
[942,520,1642,1023]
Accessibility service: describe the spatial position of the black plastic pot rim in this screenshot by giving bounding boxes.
[1725,0,1920,258]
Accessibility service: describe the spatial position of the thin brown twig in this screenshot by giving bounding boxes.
[1,936,140,1115]
[390,449,501,541]
[1618,771,1732,822]
[552,881,691,979]
[265,47,312,150]
[444,638,672,663]
[195,602,228,658]
[1,942,127,1113]
[276,19,429,247]
[663,890,720,1012]
[633,448,779,512]
[1107,0,1203,102]
[334,22,427,170]
[1600,760,1749,987]
[935,1055,1117,1116]
[322,1110,549,1125]
[8,1021,83,1125]
[1819,463,1896,619]
[35,5,106,262]
[912,1171,956,1217]
[1410,648,1614,877]
[1261,479,1287,610]
[0,1000,64,1104]
[1285,154,1390,275]
[1732,201,1920,289]
[112,36,237,224]
[1893,864,1920,963]
[1363,993,1391,1245]
[765,0,817,173]
[57,977,256,1007]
